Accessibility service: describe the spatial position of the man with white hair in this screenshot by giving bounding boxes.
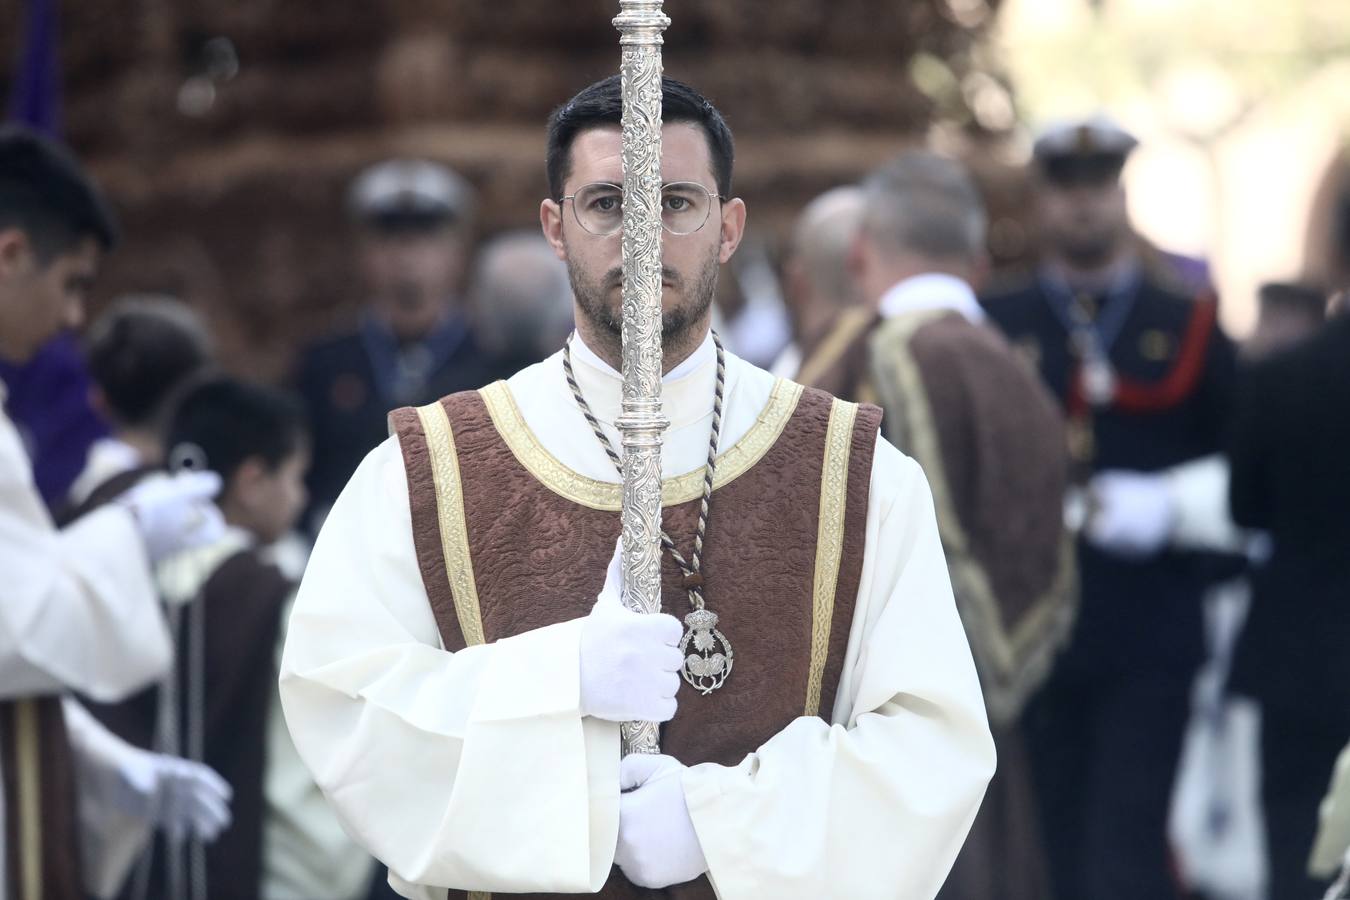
[468,230,575,370]
[773,186,866,379]
[802,151,1074,900]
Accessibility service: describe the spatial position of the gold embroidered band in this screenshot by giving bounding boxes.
[416,401,487,648]
[478,378,804,512]
[805,398,859,717]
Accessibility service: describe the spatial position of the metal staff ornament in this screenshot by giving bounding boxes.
[612,0,671,757]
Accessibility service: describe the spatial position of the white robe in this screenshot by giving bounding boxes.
[280,332,995,899]
[0,379,173,897]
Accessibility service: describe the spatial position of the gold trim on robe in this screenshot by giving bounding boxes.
[868,310,1076,725]
[805,398,859,717]
[416,401,487,649]
[797,307,876,388]
[477,378,804,512]
[15,699,42,900]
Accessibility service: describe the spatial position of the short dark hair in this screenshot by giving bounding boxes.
[84,296,213,428]
[165,377,308,488]
[546,75,734,200]
[0,125,118,263]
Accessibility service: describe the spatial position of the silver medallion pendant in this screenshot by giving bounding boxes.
[680,609,733,695]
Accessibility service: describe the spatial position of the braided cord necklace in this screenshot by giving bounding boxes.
[562,331,734,694]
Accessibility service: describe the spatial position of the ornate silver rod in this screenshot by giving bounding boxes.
[612,0,670,757]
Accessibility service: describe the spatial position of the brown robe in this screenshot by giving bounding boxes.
[66,471,292,900]
[802,307,1077,900]
[390,379,881,899]
[1,698,83,900]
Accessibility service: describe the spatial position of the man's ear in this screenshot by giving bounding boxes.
[540,199,567,262]
[717,197,747,265]
[0,228,34,279]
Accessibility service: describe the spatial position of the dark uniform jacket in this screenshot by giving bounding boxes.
[1229,314,1350,727]
[982,269,1237,677]
[295,318,509,533]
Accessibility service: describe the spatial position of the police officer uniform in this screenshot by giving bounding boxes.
[981,118,1238,900]
[295,160,506,534]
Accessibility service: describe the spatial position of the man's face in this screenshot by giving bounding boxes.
[539,122,746,345]
[0,230,99,364]
[359,226,467,342]
[1037,175,1130,269]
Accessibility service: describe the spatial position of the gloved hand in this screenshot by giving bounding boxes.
[615,753,708,889]
[579,539,683,723]
[1085,469,1176,559]
[112,749,233,844]
[116,470,226,564]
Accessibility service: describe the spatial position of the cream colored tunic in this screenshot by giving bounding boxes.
[0,380,172,898]
[280,333,995,899]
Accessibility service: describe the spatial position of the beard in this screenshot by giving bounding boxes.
[569,252,719,346]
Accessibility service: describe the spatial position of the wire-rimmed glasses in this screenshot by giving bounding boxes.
[561,181,726,236]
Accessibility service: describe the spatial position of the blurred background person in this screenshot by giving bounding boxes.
[1227,289,1348,900]
[981,117,1238,900]
[0,122,227,899]
[77,376,376,900]
[0,332,108,508]
[69,294,214,507]
[773,185,867,379]
[806,150,1073,900]
[1241,280,1329,362]
[467,229,575,372]
[294,159,501,534]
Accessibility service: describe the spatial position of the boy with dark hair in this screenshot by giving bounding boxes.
[0,124,228,898]
[69,295,214,505]
[94,377,373,900]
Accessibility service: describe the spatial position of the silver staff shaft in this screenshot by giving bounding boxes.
[612,0,670,757]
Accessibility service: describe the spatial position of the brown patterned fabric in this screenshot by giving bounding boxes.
[902,313,1069,645]
[1,697,83,900]
[391,383,881,900]
[807,308,1072,900]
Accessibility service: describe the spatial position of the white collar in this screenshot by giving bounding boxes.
[566,329,718,429]
[878,273,986,324]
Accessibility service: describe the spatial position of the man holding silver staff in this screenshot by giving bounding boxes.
[281,74,993,899]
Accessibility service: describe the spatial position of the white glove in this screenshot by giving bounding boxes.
[615,753,708,889]
[1085,469,1177,559]
[112,750,233,844]
[117,470,226,563]
[579,539,684,723]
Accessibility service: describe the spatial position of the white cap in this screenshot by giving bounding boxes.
[348,159,474,227]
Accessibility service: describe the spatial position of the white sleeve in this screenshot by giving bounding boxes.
[278,437,620,894]
[62,698,156,900]
[0,418,171,702]
[681,442,996,900]
[1165,454,1247,554]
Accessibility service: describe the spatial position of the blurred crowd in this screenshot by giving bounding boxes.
[0,99,1347,900]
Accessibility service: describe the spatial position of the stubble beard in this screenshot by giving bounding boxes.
[569,252,719,361]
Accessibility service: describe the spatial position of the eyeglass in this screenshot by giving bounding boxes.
[561,181,726,237]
